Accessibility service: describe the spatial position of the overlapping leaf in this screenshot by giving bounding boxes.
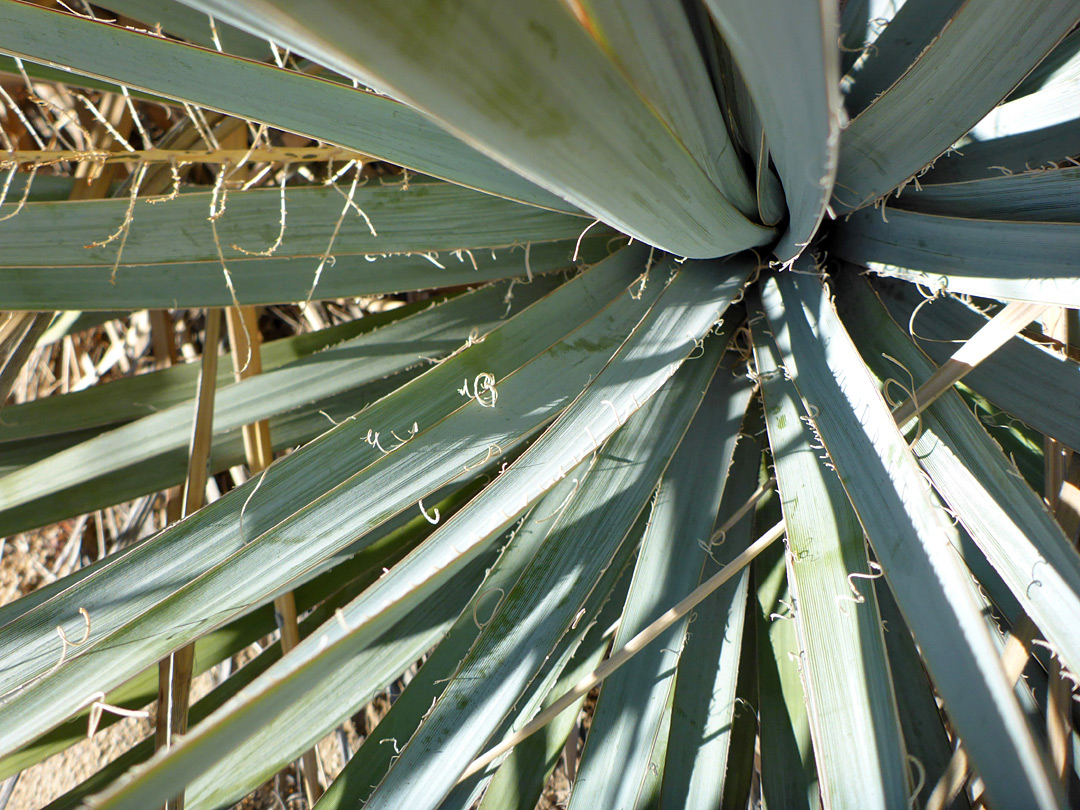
[874,281,1080,452]
[567,352,752,810]
[175,0,775,257]
[752,293,908,808]
[0,1,570,210]
[659,405,761,810]
[701,0,840,259]
[761,265,1061,809]
[89,258,750,810]
[0,246,657,752]
[0,175,601,309]
[0,276,558,533]
[835,0,1080,210]
[838,277,1080,681]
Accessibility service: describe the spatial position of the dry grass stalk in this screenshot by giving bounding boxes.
[154,308,222,810]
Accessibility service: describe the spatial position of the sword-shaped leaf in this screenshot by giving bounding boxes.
[97,0,274,59]
[1,297,434,445]
[436,504,642,810]
[310,469,585,810]
[875,583,971,810]
[752,288,909,809]
[0,241,594,311]
[709,41,785,228]
[576,0,756,218]
[919,117,1080,184]
[892,166,1080,222]
[567,352,753,810]
[0,366,418,532]
[182,472,589,810]
[837,276,1080,682]
[474,589,624,810]
[91,287,742,810]
[969,43,1080,140]
[0,180,590,268]
[659,397,762,810]
[129,530,504,810]
[700,0,841,260]
[0,482,466,782]
[1008,27,1080,103]
[0,246,661,751]
[835,0,1080,210]
[716,590,759,810]
[340,322,734,810]
[833,206,1080,306]
[0,1,570,211]
[760,265,1061,809]
[842,0,965,118]
[0,276,559,534]
[755,544,817,810]
[0,177,601,310]
[874,280,1080,453]
[174,0,775,258]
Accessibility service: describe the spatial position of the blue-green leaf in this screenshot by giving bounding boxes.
[833,206,1080,306]
[0,1,570,211]
[835,0,1080,210]
[701,0,841,259]
[753,292,909,808]
[568,352,753,810]
[761,265,1061,809]
[174,0,775,257]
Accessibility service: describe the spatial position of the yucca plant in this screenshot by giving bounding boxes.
[1,0,1079,808]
